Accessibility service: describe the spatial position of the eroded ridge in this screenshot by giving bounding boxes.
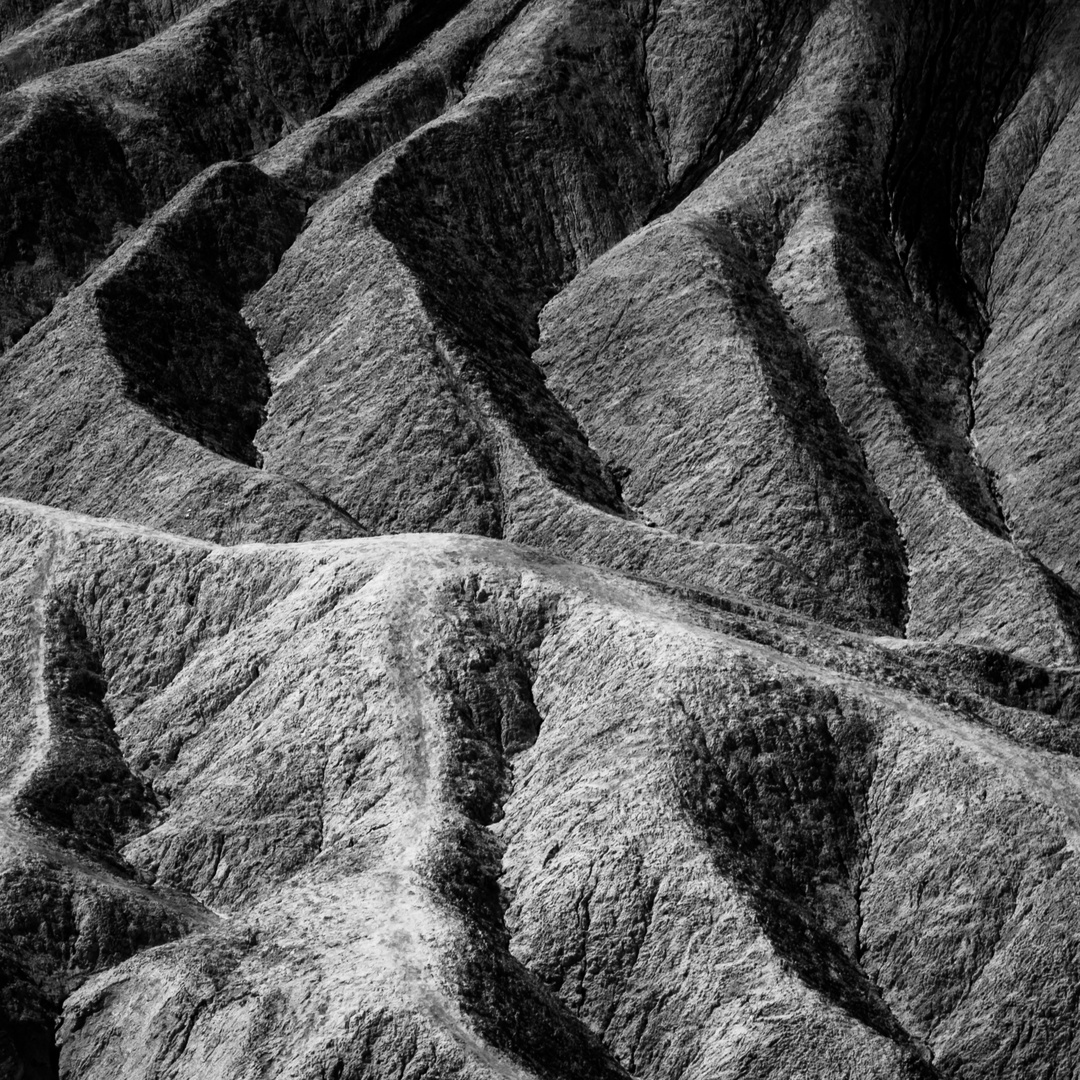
[0,501,1077,1077]
[3,1,1080,1077]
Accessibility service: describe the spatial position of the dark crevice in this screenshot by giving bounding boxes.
[367,85,641,517]
[278,477,371,536]
[819,361,914,637]
[962,6,1080,301]
[0,96,146,352]
[735,249,908,634]
[99,273,273,467]
[15,586,159,855]
[0,952,60,1080]
[638,0,667,182]
[776,247,915,635]
[427,337,508,540]
[672,692,936,1074]
[1033,560,1080,665]
[811,206,1011,542]
[963,341,1014,543]
[318,0,473,114]
[884,0,1048,347]
[421,580,628,1080]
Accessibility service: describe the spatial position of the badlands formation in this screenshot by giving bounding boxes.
[2,0,1080,1077]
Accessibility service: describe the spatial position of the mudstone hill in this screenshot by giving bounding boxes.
[2,1,1080,1077]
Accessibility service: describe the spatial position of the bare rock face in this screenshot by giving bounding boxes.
[3,501,1080,1079]
[5,0,1080,1077]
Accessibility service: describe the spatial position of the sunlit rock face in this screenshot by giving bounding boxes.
[3,2,1080,1078]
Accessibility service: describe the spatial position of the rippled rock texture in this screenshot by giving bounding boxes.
[4,1,1080,1077]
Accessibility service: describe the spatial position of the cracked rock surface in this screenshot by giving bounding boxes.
[4,0,1080,1077]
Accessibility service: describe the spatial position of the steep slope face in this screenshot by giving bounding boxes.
[968,4,1080,589]
[246,0,657,535]
[534,213,908,632]
[0,0,463,347]
[538,0,1080,661]
[0,162,362,543]
[3,500,1080,1078]
[6,1,1080,1077]
[3,0,1080,652]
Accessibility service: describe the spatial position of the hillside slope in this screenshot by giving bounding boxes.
[4,498,1080,1080]
[4,0,1080,1077]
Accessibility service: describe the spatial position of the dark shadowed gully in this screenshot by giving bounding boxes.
[3,2,1080,1078]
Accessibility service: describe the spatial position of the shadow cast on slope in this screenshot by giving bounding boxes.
[93,162,304,466]
[671,682,934,1071]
